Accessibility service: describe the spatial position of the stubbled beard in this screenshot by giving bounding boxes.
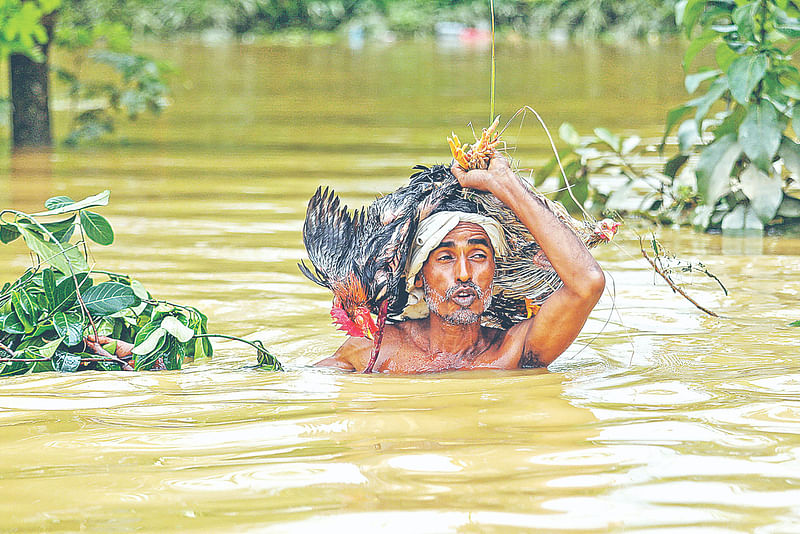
[422,277,493,325]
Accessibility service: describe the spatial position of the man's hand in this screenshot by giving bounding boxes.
[85,335,135,371]
[85,335,135,358]
[451,154,516,195]
[453,151,605,368]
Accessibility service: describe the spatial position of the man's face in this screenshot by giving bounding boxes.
[417,222,495,325]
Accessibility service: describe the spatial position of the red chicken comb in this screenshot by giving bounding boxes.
[331,306,363,337]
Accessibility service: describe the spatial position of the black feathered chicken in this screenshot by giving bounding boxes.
[300,165,465,372]
[300,164,619,373]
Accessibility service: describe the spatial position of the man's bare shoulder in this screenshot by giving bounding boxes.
[315,321,412,371]
[314,336,369,371]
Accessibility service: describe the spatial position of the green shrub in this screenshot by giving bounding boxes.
[663,0,800,233]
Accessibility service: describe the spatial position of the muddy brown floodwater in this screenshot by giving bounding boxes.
[1,40,800,532]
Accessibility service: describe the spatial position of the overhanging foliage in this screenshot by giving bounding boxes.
[663,0,800,232]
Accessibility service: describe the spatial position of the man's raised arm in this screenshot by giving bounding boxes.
[451,156,605,366]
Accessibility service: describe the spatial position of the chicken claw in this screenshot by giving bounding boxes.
[448,116,502,170]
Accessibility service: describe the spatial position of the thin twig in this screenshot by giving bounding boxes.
[698,267,728,295]
[640,237,719,317]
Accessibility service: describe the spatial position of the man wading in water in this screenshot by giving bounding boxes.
[315,156,606,373]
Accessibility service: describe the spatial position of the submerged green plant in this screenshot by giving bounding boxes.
[0,192,282,375]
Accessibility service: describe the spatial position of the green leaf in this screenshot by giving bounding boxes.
[678,119,700,154]
[29,319,53,340]
[18,216,77,244]
[763,73,790,109]
[689,76,729,129]
[161,315,194,343]
[82,282,139,316]
[793,106,800,138]
[732,2,758,42]
[194,337,208,359]
[665,154,690,178]
[53,273,92,313]
[0,224,20,244]
[686,70,722,93]
[133,326,166,356]
[37,338,64,360]
[775,7,800,37]
[621,135,641,156]
[681,0,708,36]
[79,211,114,245]
[129,279,149,300]
[41,215,76,243]
[52,312,84,347]
[727,54,768,105]
[42,268,56,308]
[777,23,800,38]
[675,0,688,26]
[779,137,800,178]
[716,43,739,71]
[782,83,800,100]
[593,127,620,152]
[739,100,783,172]
[789,320,800,327]
[44,195,75,210]
[702,3,735,27]
[662,105,693,148]
[255,342,282,371]
[556,173,589,213]
[11,290,36,331]
[40,0,62,14]
[30,190,109,217]
[558,123,580,147]
[696,134,741,207]
[18,226,89,274]
[51,349,81,373]
[778,195,800,217]
[684,28,718,71]
[19,289,37,318]
[534,148,573,186]
[721,204,764,233]
[713,105,747,138]
[0,312,25,334]
[739,164,783,223]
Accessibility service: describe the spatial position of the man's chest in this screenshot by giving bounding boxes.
[376,344,511,373]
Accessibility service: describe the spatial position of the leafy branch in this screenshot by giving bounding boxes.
[662,0,800,233]
[0,191,283,376]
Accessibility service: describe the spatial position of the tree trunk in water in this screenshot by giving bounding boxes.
[10,12,56,150]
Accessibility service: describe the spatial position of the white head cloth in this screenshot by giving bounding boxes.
[397,211,508,320]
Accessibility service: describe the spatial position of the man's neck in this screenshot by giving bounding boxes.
[426,314,482,357]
